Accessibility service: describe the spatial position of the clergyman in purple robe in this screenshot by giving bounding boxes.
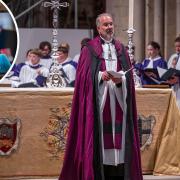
[59,13,143,180]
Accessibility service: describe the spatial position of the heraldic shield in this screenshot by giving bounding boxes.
[0,118,21,156]
[138,115,156,151]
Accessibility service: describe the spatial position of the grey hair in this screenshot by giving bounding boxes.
[96,13,113,27]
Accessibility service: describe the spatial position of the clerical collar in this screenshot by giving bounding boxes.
[100,36,114,44]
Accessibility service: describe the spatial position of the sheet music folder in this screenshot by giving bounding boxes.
[157,67,180,81]
[143,68,158,74]
[107,67,133,78]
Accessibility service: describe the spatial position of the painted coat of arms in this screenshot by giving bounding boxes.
[138,115,156,151]
[0,118,21,156]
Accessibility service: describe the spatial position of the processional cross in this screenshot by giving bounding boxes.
[42,0,69,87]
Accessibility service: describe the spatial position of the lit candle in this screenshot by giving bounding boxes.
[129,0,134,29]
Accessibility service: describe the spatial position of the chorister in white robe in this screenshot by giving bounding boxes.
[40,56,53,70]
[11,61,49,87]
[50,57,77,87]
[168,53,180,108]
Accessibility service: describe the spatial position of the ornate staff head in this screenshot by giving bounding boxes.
[42,0,69,87]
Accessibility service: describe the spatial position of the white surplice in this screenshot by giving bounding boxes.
[98,42,127,166]
[11,62,49,87]
[168,53,180,108]
[40,57,53,69]
[50,57,76,86]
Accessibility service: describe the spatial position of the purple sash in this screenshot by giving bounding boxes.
[102,91,123,149]
[100,53,123,149]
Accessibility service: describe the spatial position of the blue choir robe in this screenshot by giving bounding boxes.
[135,56,167,85]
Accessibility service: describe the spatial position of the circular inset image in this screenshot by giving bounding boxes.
[0,0,19,81]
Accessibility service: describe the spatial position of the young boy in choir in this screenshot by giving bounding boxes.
[11,49,49,87]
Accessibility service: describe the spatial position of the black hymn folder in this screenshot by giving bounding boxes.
[134,63,158,75]
[157,67,180,81]
[143,68,158,74]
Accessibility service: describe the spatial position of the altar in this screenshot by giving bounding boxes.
[0,88,180,179]
[136,88,180,175]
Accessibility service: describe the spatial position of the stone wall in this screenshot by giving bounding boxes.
[164,0,177,60]
[106,0,179,61]
[106,0,129,45]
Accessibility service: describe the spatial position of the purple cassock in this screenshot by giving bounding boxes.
[59,36,143,180]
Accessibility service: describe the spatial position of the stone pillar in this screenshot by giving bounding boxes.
[133,0,145,62]
[145,0,154,57]
[177,0,180,36]
[106,0,129,44]
[164,0,176,59]
[154,0,164,55]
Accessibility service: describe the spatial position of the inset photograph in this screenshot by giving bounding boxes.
[0,0,19,80]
